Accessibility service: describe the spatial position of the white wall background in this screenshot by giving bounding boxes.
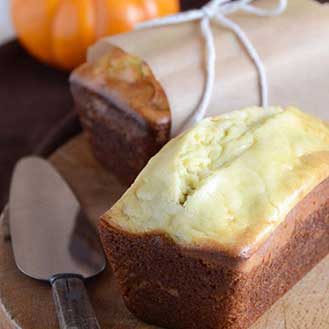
[0,0,15,44]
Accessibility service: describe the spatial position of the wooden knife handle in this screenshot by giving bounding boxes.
[51,274,101,329]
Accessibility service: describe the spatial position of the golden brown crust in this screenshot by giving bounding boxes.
[70,47,171,185]
[99,177,329,329]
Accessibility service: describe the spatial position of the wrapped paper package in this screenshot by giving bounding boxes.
[70,0,329,185]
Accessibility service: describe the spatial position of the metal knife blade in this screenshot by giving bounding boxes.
[9,156,105,281]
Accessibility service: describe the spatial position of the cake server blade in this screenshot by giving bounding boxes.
[9,156,105,329]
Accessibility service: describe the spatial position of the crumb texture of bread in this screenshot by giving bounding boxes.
[105,107,329,254]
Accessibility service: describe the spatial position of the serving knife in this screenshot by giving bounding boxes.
[9,156,105,329]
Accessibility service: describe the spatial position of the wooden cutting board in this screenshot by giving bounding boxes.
[1,134,329,329]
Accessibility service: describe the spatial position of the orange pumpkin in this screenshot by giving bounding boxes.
[11,0,179,70]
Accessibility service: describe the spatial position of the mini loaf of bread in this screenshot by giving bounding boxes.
[99,107,329,329]
[70,48,170,185]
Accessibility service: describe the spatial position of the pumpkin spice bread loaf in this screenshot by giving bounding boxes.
[99,107,329,329]
[70,47,170,185]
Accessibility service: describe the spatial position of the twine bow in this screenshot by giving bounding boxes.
[137,0,288,133]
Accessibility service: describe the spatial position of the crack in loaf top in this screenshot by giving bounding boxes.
[104,107,329,255]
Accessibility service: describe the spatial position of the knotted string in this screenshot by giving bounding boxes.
[136,0,287,134]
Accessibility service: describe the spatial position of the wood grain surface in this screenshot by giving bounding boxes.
[52,276,101,329]
[1,134,329,329]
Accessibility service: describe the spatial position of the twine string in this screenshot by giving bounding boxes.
[136,0,288,133]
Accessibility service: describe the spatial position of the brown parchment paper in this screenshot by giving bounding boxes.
[88,0,329,135]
